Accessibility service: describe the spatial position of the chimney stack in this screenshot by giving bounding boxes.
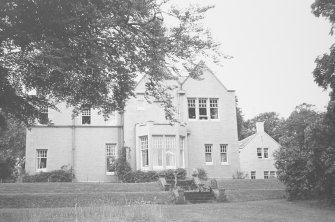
[256,122,265,133]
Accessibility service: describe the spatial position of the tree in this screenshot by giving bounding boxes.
[0,0,221,127]
[235,97,245,140]
[275,104,335,201]
[240,112,284,141]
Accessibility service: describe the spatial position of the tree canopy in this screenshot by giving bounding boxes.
[0,0,220,127]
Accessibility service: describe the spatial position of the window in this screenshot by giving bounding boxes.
[220,144,228,164]
[140,136,149,167]
[165,136,176,168]
[198,98,208,120]
[210,99,219,119]
[188,99,196,119]
[263,148,269,159]
[82,107,91,124]
[106,144,117,175]
[205,144,213,164]
[179,136,185,167]
[251,171,256,179]
[39,106,48,124]
[37,149,47,170]
[152,136,163,168]
[270,171,276,178]
[137,93,145,110]
[257,148,262,158]
[264,171,269,179]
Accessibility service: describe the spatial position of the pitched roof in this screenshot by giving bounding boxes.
[239,134,257,149]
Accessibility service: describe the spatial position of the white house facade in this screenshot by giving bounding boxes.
[25,63,240,181]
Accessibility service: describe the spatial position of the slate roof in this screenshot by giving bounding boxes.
[239,134,257,149]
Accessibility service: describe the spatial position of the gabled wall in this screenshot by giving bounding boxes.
[239,132,280,179]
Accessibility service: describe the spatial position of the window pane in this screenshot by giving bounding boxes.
[165,136,176,167]
[210,99,218,119]
[106,144,117,173]
[257,148,262,158]
[220,144,228,163]
[205,144,212,163]
[179,136,185,167]
[140,136,148,167]
[39,106,48,124]
[199,99,208,120]
[263,148,269,158]
[37,150,47,169]
[251,171,256,179]
[264,171,269,179]
[188,99,196,119]
[82,108,91,124]
[152,136,163,167]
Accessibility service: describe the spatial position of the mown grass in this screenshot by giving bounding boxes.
[216,178,285,190]
[1,199,334,222]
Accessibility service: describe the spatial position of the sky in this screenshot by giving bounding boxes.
[170,0,334,119]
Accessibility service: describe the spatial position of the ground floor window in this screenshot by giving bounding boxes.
[251,171,256,179]
[270,171,276,178]
[152,136,163,168]
[37,149,47,170]
[179,136,185,168]
[205,144,213,164]
[165,136,176,167]
[264,171,269,179]
[220,144,228,164]
[106,144,117,175]
[140,136,149,167]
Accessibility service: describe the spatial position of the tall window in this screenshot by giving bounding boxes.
[220,144,228,164]
[140,136,149,167]
[205,144,213,163]
[165,136,176,167]
[137,93,145,110]
[39,106,49,124]
[263,148,269,159]
[251,171,256,179]
[37,149,47,170]
[264,171,269,179]
[179,136,185,167]
[188,98,196,119]
[82,107,91,124]
[257,148,262,158]
[106,144,117,175]
[152,136,163,168]
[198,98,208,120]
[210,99,219,119]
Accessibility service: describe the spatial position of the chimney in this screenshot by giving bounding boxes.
[256,122,264,133]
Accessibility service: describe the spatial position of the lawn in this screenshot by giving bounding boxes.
[1,199,334,222]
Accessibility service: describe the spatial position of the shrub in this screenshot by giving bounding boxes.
[232,170,248,179]
[23,165,74,182]
[114,147,132,182]
[194,168,208,181]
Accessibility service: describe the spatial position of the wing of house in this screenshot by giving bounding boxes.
[25,62,240,181]
[239,122,281,179]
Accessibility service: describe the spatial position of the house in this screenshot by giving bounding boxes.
[25,62,240,181]
[239,122,281,179]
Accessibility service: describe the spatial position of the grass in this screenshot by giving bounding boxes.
[1,199,334,222]
[215,178,285,190]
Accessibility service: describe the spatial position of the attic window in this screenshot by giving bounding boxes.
[82,106,91,125]
[39,106,48,125]
[137,93,145,110]
[257,148,262,158]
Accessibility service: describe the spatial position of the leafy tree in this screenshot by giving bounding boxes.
[235,97,245,140]
[241,112,284,141]
[0,0,221,127]
[275,104,335,201]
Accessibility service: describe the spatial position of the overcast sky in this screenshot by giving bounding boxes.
[171,0,334,119]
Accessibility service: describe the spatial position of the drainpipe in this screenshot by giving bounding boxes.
[71,113,76,182]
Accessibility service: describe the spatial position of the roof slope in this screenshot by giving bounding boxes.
[239,134,257,149]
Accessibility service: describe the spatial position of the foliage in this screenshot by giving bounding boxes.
[0,157,13,180]
[191,168,208,181]
[23,165,74,182]
[114,147,132,182]
[235,97,245,140]
[241,112,285,141]
[232,170,249,179]
[275,104,335,201]
[0,0,221,127]
[0,116,25,180]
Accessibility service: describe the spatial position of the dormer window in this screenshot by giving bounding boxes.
[137,93,145,110]
[82,106,91,125]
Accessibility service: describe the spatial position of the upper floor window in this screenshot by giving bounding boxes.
[39,106,48,124]
[188,99,196,119]
[257,148,262,158]
[82,107,91,124]
[37,149,47,170]
[263,148,269,158]
[137,93,145,110]
[220,144,228,164]
[205,144,213,164]
[187,97,219,120]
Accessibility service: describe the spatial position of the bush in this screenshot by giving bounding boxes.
[232,170,248,179]
[192,168,208,181]
[23,165,74,182]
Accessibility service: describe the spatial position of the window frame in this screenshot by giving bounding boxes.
[140,136,149,169]
[263,148,269,159]
[136,93,145,110]
[152,136,164,169]
[179,136,185,168]
[205,144,213,165]
[187,98,196,119]
[220,144,228,165]
[257,148,262,158]
[251,171,256,179]
[39,106,49,125]
[81,107,91,125]
[106,143,117,175]
[36,149,48,172]
[198,98,208,120]
[210,98,219,119]
[264,171,269,179]
[165,135,177,169]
